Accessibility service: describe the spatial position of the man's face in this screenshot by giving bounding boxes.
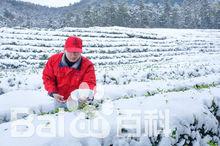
[65,50,81,62]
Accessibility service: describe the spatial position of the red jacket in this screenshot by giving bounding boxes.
[42,53,96,100]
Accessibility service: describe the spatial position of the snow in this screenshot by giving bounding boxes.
[0,86,219,145]
[0,90,54,123]
[0,26,219,145]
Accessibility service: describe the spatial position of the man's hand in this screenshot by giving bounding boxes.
[53,93,66,103]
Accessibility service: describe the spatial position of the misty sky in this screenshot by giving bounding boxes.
[17,0,81,7]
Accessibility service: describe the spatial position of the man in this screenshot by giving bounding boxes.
[42,36,96,108]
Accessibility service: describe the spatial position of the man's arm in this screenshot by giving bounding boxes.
[68,63,96,102]
[42,58,57,96]
[81,63,96,90]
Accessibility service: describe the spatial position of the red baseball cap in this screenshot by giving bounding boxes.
[64,36,82,53]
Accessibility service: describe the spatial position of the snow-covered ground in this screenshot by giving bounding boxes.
[0,27,220,146]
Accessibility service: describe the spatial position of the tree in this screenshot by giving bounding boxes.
[137,0,149,27]
[115,2,130,26]
[200,0,212,28]
[83,6,94,27]
[102,0,117,26]
[214,6,220,29]
[181,0,200,28]
[170,4,180,28]
[3,8,14,20]
[159,0,172,27]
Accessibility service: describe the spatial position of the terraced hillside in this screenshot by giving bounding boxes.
[0,27,220,93]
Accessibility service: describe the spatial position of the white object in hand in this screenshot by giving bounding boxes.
[71,89,94,102]
[66,96,78,111]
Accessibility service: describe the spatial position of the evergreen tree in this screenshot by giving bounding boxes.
[116,2,130,26]
[215,5,220,29]
[160,0,172,27]
[83,6,94,27]
[200,0,212,28]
